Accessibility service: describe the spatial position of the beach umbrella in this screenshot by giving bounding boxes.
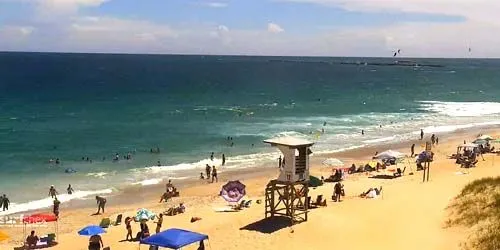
[78,225,106,236]
[322,158,344,167]
[220,180,246,203]
[309,176,323,188]
[473,139,488,145]
[374,150,406,160]
[0,230,9,241]
[477,135,493,140]
[135,208,156,221]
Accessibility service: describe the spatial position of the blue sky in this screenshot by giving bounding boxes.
[0,0,499,57]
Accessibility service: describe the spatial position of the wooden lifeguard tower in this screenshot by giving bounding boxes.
[263,137,314,223]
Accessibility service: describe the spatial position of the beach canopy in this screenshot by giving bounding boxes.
[322,158,344,167]
[374,150,406,160]
[220,180,246,203]
[0,230,9,241]
[477,135,493,140]
[78,225,106,236]
[135,208,156,221]
[140,228,208,249]
[23,213,58,224]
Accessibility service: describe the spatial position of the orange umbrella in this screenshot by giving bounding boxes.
[0,230,9,241]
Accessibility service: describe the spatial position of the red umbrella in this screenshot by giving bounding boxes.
[23,213,58,224]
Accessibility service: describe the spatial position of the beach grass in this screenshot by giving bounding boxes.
[446,176,500,250]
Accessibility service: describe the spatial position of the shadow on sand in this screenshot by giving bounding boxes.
[369,175,395,180]
[240,216,294,234]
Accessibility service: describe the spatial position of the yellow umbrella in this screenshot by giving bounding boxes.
[0,230,9,241]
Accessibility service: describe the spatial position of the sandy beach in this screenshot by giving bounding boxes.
[2,127,500,250]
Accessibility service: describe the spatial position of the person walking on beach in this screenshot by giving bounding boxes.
[2,194,10,211]
[411,144,415,157]
[222,154,226,166]
[67,184,74,195]
[436,137,439,145]
[211,166,218,183]
[278,155,282,169]
[53,197,61,218]
[125,217,133,241]
[48,185,58,198]
[420,129,424,140]
[431,134,436,145]
[95,196,107,214]
[333,181,344,202]
[205,164,211,180]
[155,214,163,233]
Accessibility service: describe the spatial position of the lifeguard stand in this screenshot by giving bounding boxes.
[263,137,314,223]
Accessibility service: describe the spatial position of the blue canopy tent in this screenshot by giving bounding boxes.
[140,228,209,249]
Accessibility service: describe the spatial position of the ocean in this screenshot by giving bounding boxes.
[1,52,500,215]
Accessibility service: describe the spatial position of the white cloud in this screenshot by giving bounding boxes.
[35,0,110,18]
[218,25,229,32]
[267,22,285,33]
[280,0,500,25]
[202,2,228,8]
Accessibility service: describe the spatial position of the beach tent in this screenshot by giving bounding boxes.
[22,213,58,243]
[374,150,407,160]
[472,139,488,145]
[140,228,209,249]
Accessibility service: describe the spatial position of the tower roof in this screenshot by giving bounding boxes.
[263,137,314,148]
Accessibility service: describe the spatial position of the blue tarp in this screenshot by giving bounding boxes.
[140,228,208,249]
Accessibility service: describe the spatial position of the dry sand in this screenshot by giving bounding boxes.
[2,130,500,250]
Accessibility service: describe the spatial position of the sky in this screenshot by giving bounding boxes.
[0,0,499,57]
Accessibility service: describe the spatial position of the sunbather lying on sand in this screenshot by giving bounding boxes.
[360,186,382,198]
[164,203,186,216]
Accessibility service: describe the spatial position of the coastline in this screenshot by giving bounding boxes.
[4,124,499,218]
[2,124,500,249]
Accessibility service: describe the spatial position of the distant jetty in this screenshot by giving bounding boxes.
[268,59,445,68]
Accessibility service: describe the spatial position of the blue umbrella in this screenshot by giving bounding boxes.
[78,225,106,236]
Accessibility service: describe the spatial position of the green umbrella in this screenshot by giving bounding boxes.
[309,176,323,187]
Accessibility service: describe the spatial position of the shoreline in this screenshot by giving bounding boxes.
[3,124,499,218]
[1,125,500,249]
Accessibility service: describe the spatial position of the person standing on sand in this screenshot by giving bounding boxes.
[67,184,74,195]
[155,214,163,233]
[205,164,211,180]
[436,137,439,145]
[431,134,436,145]
[420,129,424,140]
[278,155,282,169]
[53,197,61,217]
[2,194,10,211]
[211,166,218,183]
[125,217,133,241]
[411,144,415,157]
[222,154,226,166]
[95,196,107,214]
[333,181,344,202]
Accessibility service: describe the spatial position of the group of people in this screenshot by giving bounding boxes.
[201,164,218,183]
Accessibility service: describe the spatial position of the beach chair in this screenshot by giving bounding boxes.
[244,200,252,208]
[99,218,111,228]
[393,167,406,177]
[114,214,123,226]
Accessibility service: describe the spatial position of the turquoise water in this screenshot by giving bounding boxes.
[1,52,500,214]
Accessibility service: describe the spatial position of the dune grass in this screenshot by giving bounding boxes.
[446,176,500,250]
